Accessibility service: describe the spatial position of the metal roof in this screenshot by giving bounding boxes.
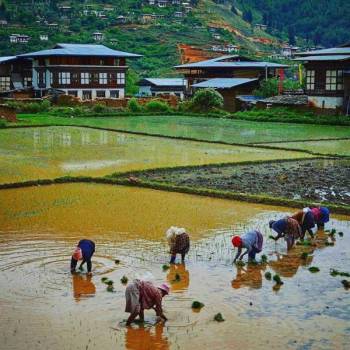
[192,78,258,89]
[297,47,350,56]
[18,43,141,58]
[140,78,186,86]
[175,55,287,69]
[294,55,350,62]
[0,56,17,64]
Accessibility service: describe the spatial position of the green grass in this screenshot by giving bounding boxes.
[12,114,350,146]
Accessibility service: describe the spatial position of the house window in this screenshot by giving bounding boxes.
[117,72,125,84]
[68,90,78,97]
[0,76,11,91]
[59,72,71,85]
[50,72,53,85]
[24,77,32,87]
[38,71,46,86]
[110,90,119,98]
[99,72,107,84]
[326,70,337,91]
[336,70,343,90]
[91,72,99,84]
[82,90,92,100]
[71,72,79,85]
[306,70,315,90]
[96,90,106,98]
[81,72,90,85]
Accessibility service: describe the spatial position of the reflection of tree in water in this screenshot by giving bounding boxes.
[72,274,96,302]
[166,263,190,292]
[125,323,169,350]
[232,264,265,289]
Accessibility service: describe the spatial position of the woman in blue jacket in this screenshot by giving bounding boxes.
[71,239,95,275]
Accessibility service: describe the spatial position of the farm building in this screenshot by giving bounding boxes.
[138,78,187,100]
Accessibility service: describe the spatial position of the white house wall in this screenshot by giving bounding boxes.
[308,96,343,109]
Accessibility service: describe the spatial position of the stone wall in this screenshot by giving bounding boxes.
[0,104,17,122]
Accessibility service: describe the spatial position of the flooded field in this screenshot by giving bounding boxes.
[260,139,350,156]
[0,126,312,184]
[16,115,350,144]
[0,184,349,350]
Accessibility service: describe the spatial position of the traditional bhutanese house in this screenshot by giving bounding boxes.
[175,55,287,95]
[138,78,187,100]
[17,43,141,100]
[295,43,350,114]
[0,56,32,95]
[192,78,258,112]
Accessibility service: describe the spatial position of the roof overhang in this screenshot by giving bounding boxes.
[192,78,258,89]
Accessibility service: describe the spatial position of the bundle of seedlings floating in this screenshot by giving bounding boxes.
[106,285,114,292]
[300,252,309,260]
[325,241,335,246]
[269,235,276,241]
[341,280,350,289]
[261,255,268,263]
[106,280,114,286]
[330,269,350,277]
[338,231,344,237]
[114,259,120,265]
[191,301,204,310]
[264,272,272,280]
[120,276,128,284]
[214,313,225,322]
[235,260,245,267]
[101,277,109,283]
[308,266,320,273]
[273,274,284,285]
[162,264,170,271]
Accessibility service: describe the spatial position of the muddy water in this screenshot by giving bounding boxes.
[0,126,312,184]
[0,184,349,350]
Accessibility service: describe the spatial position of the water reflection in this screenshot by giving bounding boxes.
[125,323,169,350]
[231,264,265,289]
[72,274,96,302]
[166,264,190,292]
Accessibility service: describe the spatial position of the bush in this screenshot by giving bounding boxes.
[145,100,171,113]
[253,78,302,98]
[0,119,6,128]
[127,97,143,113]
[92,103,108,113]
[5,100,51,113]
[191,88,223,112]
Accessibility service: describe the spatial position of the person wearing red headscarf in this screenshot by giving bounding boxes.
[232,230,264,263]
[70,239,95,275]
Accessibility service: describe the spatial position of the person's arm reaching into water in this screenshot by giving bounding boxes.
[70,257,78,274]
[154,300,167,322]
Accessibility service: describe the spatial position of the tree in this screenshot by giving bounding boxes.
[242,9,253,24]
[288,26,296,45]
[191,89,224,112]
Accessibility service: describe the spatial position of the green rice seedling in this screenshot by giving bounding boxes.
[235,260,245,267]
[269,235,276,241]
[106,280,114,286]
[265,272,272,280]
[300,252,308,260]
[106,285,114,292]
[341,280,350,289]
[214,313,225,322]
[296,240,312,246]
[101,277,108,283]
[121,276,128,284]
[191,301,204,309]
[162,264,170,271]
[325,241,335,246]
[115,259,120,264]
[309,266,320,273]
[330,228,337,235]
[338,232,344,237]
[330,269,350,277]
[273,274,283,285]
[261,255,268,263]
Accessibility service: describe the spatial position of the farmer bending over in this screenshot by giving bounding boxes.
[311,206,330,229]
[232,230,263,263]
[125,280,169,326]
[71,239,95,275]
[291,207,316,239]
[269,217,301,250]
[166,226,190,264]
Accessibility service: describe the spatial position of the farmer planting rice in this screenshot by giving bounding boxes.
[269,217,301,250]
[166,226,190,264]
[232,230,264,263]
[124,280,169,326]
[291,207,316,239]
[70,239,95,275]
[311,206,330,229]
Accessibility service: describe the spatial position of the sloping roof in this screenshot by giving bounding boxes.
[294,55,350,62]
[0,56,17,64]
[18,43,141,58]
[297,47,350,56]
[140,78,186,87]
[192,78,258,89]
[175,55,287,69]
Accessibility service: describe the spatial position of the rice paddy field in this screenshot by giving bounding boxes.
[1,116,350,350]
[14,114,350,145]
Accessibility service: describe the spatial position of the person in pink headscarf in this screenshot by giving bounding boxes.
[124,280,169,326]
[70,239,95,275]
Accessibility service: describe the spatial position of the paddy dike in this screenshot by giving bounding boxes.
[123,158,350,207]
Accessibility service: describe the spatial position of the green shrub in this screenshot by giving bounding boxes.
[191,88,223,112]
[192,301,204,309]
[253,78,301,98]
[92,103,108,113]
[145,100,171,113]
[0,119,6,128]
[127,97,143,113]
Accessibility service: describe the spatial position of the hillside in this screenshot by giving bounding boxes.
[237,0,350,47]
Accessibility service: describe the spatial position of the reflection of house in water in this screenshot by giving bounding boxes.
[81,131,91,145]
[125,323,169,350]
[72,274,96,302]
[231,264,265,289]
[62,132,72,146]
[99,131,108,145]
[33,130,40,148]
